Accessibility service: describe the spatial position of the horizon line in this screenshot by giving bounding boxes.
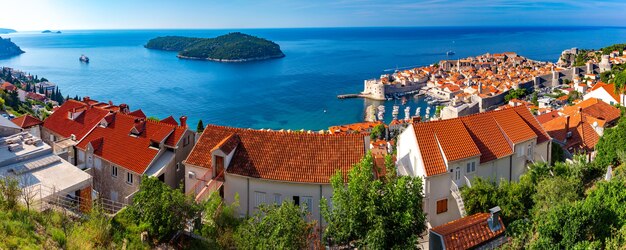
[7,25,626,33]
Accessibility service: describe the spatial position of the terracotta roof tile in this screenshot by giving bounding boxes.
[489,108,537,144]
[43,100,110,141]
[186,125,366,183]
[511,106,551,144]
[75,113,176,174]
[460,114,513,163]
[411,106,549,176]
[535,110,560,124]
[412,123,447,176]
[429,119,481,162]
[431,213,505,250]
[160,116,179,126]
[12,115,43,129]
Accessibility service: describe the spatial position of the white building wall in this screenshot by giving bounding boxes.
[184,164,210,194]
[584,88,622,106]
[224,173,333,225]
[424,173,461,228]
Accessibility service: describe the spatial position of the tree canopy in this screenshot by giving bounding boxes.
[146,32,285,61]
[321,153,426,249]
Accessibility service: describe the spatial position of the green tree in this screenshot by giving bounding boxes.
[614,70,626,95]
[532,176,581,214]
[234,202,314,250]
[531,92,538,106]
[321,153,426,248]
[196,119,204,133]
[369,124,385,140]
[595,116,626,168]
[504,88,527,102]
[198,192,241,249]
[126,176,201,241]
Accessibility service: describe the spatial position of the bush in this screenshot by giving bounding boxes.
[234,202,314,250]
[50,228,66,248]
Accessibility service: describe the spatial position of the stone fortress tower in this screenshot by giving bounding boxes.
[599,54,612,73]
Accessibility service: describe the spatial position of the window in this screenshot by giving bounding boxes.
[516,145,525,157]
[302,196,313,213]
[49,134,55,142]
[436,199,448,214]
[183,135,190,146]
[466,162,476,173]
[254,192,265,208]
[293,196,300,206]
[274,193,282,204]
[176,163,181,172]
[111,166,118,177]
[127,172,133,184]
[455,167,461,180]
[527,143,533,158]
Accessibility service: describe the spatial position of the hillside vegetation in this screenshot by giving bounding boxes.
[145,32,284,62]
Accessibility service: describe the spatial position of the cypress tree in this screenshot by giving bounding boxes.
[197,120,205,133]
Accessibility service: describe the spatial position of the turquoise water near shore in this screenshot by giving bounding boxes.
[2,27,626,130]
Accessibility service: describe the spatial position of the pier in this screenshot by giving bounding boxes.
[337,93,367,99]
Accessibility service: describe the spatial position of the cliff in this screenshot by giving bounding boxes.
[0,37,24,57]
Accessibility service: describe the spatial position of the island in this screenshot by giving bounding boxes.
[42,30,62,34]
[0,28,16,34]
[0,37,25,57]
[145,32,285,62]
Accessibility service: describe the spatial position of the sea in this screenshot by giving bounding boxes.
[2,26,626,130]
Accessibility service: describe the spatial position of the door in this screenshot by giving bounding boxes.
[215,156,224,176]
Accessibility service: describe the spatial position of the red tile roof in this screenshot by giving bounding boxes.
[43,100,110,141]
[489,108,537,144]
[128,109,146,118]
[410,106,549,176]
[186,125,366,183]
[430,213,505,250]
[11,115,43,129]
[511,106,551,144]
[429,119,481,162]
[76,113,176,174]
[542,113,600,153]
[460,114,513,163]
[413,123,448,176]
[535,110,560,124]
[160,116,179,126]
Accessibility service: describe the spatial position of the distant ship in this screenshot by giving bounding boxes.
[79,54,89,63]
[446,50,455,56]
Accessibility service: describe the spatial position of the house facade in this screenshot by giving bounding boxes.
[184,125,368,223]
[396,106,551,228]
[41,98,195,205]
[584,82,625,106]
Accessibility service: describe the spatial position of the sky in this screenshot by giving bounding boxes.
[2,0,626,31]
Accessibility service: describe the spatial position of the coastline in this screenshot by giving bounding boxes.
[176,53,285,62]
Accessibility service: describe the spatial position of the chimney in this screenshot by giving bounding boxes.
[119,104,129,114]
[179,116,187,127]
[108,100,113,106]
[84,96,90,103]
[487,206,502,232]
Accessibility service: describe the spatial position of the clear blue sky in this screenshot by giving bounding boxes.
[3,0,626,30]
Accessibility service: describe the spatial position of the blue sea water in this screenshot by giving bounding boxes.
[2,27,626,130]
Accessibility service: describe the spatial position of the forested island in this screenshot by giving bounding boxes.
[145,32,285,62]
[0,28,16,34]
[0,37,24,57]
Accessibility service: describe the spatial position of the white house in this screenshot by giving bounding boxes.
[184,125,368,224]
[584,82,625,106]
[396,106,551,228]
